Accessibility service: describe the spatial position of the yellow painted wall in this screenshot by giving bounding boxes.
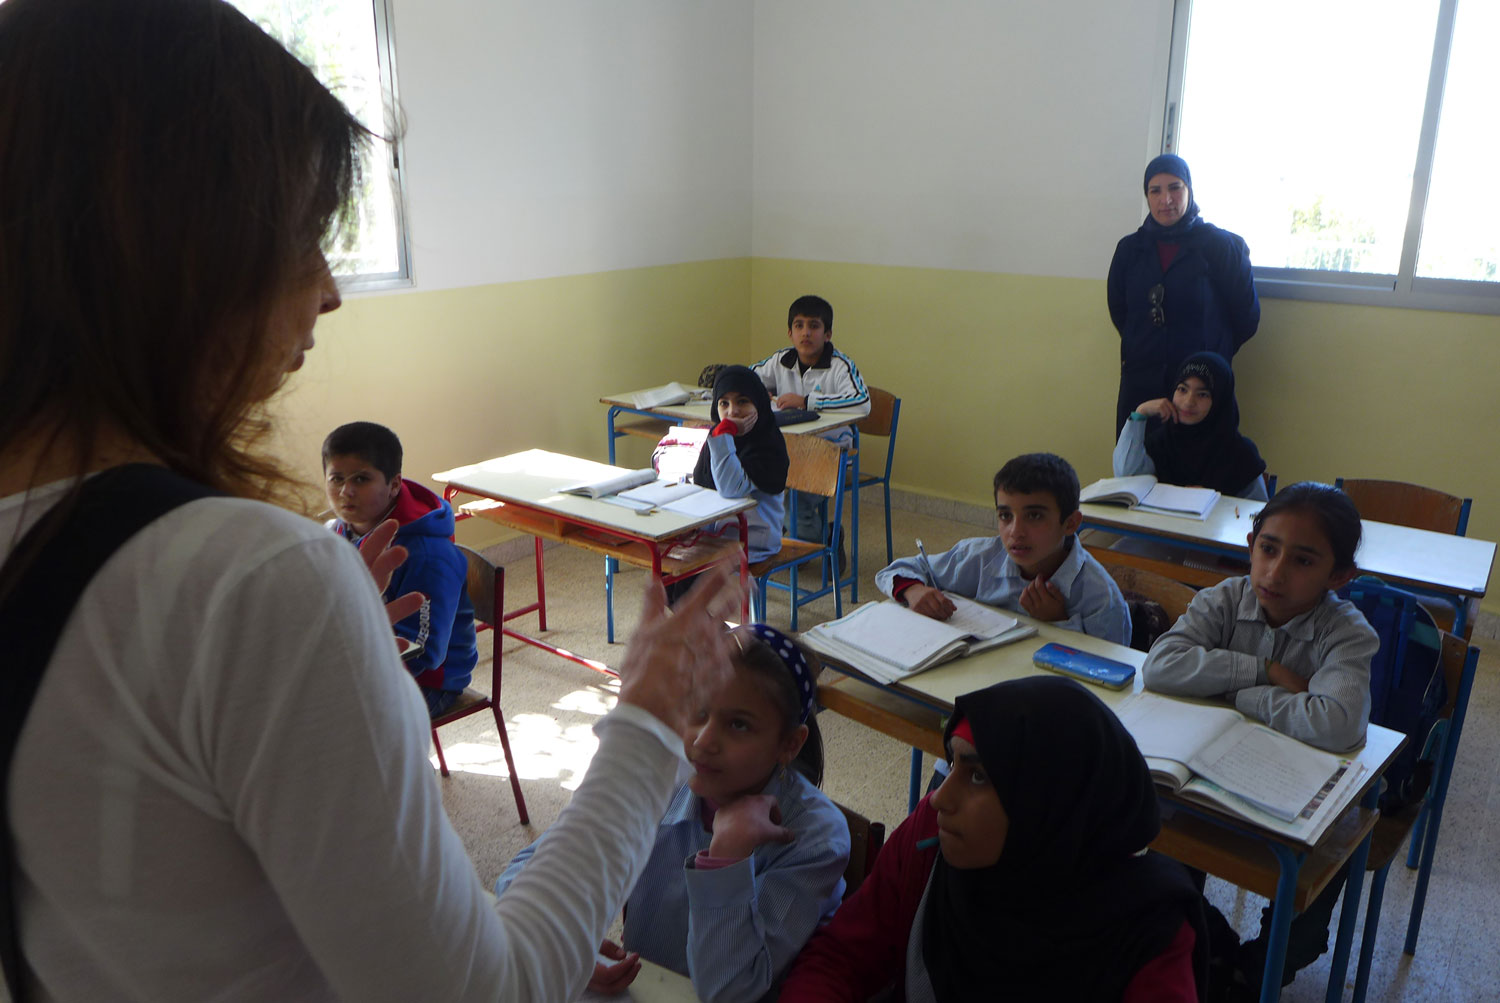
[270,258,750,544]
[749,257,1500,606]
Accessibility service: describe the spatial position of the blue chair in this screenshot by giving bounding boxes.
[751,434,850,630]
[1337,583,1478,1002]
[849,387,902,570]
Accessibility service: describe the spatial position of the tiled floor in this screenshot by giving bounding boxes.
[433,500,1500,1002]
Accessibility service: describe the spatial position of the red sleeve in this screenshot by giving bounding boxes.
[1122,920,1197,1003]
[779,799,940,1002]
[891,576,922,603]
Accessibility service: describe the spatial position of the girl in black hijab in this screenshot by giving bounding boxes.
[781,676,1207,1002]
[1114,350,1268,500]
[691,365,789,562]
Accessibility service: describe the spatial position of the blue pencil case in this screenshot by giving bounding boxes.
[1032,642,1135,690]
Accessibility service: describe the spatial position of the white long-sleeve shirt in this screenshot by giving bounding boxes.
[4,483,686,1002]
[1141,576,1376,752]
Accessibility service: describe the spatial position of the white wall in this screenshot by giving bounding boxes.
[391,0,754,291]
[751,0,1175,279]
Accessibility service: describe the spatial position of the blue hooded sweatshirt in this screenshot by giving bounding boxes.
[331,478,478,693]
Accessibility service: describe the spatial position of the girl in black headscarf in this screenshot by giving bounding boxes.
[781,676,1207,1002]
[691,365,789,562]
[1114,350,1268,500]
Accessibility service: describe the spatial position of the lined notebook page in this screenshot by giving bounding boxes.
[943,594,1020,640]
[1190,725,1342,821]
[823,603,967,666]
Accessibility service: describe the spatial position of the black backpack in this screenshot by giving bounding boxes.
[1340,577,1446,815]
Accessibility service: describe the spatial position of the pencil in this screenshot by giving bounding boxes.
[915,836,940,850]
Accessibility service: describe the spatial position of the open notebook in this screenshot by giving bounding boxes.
[1116,693,1366,843]
[802,597,1037,685]
[1080,475,1220,520]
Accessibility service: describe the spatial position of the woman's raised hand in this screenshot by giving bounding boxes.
[617,563,742,737]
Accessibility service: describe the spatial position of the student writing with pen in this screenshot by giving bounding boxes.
[874,453,1131,646]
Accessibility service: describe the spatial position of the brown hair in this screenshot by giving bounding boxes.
[0,0,368,498]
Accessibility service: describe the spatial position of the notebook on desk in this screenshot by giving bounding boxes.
[802,598,1037,685]
[1116,692,1366,842]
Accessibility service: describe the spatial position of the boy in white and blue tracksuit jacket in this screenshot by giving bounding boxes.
[751,295,870,543]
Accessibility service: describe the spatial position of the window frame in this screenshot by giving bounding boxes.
[1162,0,1499,316]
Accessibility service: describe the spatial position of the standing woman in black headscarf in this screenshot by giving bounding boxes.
[1115,351,1269,500]
[780,676,1207,1002]
[1108,154,1260,435]
[692,365,790,562]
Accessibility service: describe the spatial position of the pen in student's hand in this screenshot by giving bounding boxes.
[915,836,941,850]
[916,539,942,592]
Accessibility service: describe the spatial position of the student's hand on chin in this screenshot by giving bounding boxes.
[1136,397,1178,422]
[617,563,741,736]
[1020,578,1067,621]
[588,940,641,995]
[354,518,424,623]
[734,410,758,435]
[908,585,956,621]
[708,793,795,860]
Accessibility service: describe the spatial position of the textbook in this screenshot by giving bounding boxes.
[802,598,1038,685]
[1079,475,1220,520]
[628,382,697,409]
[559,468,658,499]
[1116,693,1366,843]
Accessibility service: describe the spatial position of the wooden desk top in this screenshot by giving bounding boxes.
[433,449,753,543]
[1080,498,1496,598]
[601,390,859,437]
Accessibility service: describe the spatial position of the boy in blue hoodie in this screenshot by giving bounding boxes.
[322,421,478,717]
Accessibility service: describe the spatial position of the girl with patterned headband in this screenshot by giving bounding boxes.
[496,623,849,1002]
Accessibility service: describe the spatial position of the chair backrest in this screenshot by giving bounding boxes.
[1341,578,1450,814]
[833,800,886,899]
[1105,565,1197,651]
[855,387,899,438]
[457,544,501,631]
[783,434,845,499]
[1335,477,1471,536]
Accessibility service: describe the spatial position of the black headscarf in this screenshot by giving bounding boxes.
[1145,351,1266,496]
[691,365,788,495]
[921,677,1206,1002]
[1140,153,1203,240]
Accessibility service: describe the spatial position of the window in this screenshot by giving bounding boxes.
[1164,0,1498,314]
[233,0,411,289]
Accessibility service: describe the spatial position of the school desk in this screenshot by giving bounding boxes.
[813,613,1404,1003]
[602,386,873,602]
[432,449,754,653]
[1078,496,1497,635]
[600,387,861,464]
[577,957,697,1002]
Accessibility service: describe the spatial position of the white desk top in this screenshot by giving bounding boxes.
[602,389,858,437]
[433,449,753,543]
[1080,497,1496,598]
[825,607,1402,849]
[578,959,697,1002]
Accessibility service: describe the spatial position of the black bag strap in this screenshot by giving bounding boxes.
[0,464,221,1001]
